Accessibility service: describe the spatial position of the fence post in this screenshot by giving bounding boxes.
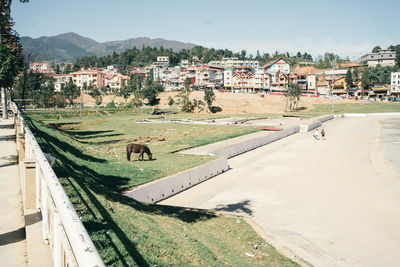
[22,160,37,210]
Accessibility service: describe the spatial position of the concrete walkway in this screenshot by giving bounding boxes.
[0,119,27,267]
[162,116,400,267]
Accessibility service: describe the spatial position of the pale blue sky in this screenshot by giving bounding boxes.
[11,0,400,60]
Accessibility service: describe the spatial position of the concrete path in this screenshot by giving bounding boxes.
[0,119,27,267]
[161,116,400,267]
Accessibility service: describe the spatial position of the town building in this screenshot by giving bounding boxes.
[278,73,297,89]
[370,85,390,99]
[223,67,234,91]
[254,68,270,93]
[105,73,130,92]
[52,74,72,92]
[391,71,400,96]
[29,62,54,73]
[130,67,149,78]
[264,58,291,75]
[208,57,259,69]
[332,77,347,95]
[360,50,396,67]
[70,67,105,91]
[232,70,255,93]
[316,76,330,96]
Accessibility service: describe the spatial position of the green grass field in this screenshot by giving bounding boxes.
[26,111,298,266]
[298,101,400,118]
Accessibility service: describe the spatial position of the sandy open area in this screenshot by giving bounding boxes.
[79,91,357,114]
[161,116,400,266]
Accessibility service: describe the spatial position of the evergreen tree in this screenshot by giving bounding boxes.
[203,89,215,112]
[63,78,80,105]
[345,70,353,89]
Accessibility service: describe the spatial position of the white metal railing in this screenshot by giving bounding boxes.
[11,102,105,267]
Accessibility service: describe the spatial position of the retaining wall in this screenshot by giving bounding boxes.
[300,115,334,132]
[211,126,300,159]
[124,157,229,203]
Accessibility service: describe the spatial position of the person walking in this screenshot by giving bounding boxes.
[313,128,319,140]
[321,129,326,140]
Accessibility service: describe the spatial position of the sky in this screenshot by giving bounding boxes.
[11,0,400,61]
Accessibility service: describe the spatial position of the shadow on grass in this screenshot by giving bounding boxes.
[25,115,216,266]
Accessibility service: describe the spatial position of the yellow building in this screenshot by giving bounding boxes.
[332,77,347,95]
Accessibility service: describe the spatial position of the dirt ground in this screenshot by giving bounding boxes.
[80,91,357,114]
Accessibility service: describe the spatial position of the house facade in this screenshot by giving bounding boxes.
[390,71,400,96]
[208,57,259,69]
[53,74,72,92]
[105,73,129,92]
[360,50,396,67]
[264,58,291,75]
[232,71,255,93]
[70,67,105,91]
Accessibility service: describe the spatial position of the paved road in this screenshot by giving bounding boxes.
[0,119,27,267]
[161,116,400,267]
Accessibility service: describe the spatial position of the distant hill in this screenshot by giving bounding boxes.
[20,32,197,62]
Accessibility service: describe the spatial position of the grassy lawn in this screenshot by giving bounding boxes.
[26,111,298,266]
[298,102,400,118]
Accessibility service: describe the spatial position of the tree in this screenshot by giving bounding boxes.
[1,0,28,118]
[177,77,194,112]
[285,83,302,111]
[63,78,80,105]
[361,70,371,96]
[240,49,247,60]
[142,81,164,106]
[88,84,102,106]
[168,96,174,106]
[345,69,353,89]
[203,89,215,112]
[372,45,381,53]
[353,69,359,81]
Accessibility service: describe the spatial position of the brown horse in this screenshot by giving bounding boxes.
[126,143,153,161]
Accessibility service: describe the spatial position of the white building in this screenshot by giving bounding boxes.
[223,67,234,90]
[360,50,396,67]
[391,71,400,96]
[53,74,72,92]
[208,57,259,69]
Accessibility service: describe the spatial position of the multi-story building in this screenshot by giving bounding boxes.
[195,65,224,89]
[130,67,149,78]
[105,73,130,92]
[208,57,259,69]
[254,68,270,92]
[223,67,234,91]
[360,50,396,67]
[52,74,72,92]
[278,73,297,89]
[332,77,347,95]
[232,70,255,93]
[390,71,400,96]
[29,62,54,73]
[264,58,291,76]
[70,67,105,91]
[296,73,317,93]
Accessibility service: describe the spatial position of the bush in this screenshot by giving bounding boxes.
[106,101,117,108]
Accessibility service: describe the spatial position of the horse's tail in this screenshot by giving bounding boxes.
[126,145,131,161]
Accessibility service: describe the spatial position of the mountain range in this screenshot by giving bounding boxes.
[20,32,197,62]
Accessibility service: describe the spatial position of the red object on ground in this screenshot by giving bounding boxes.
[260,127,283,131]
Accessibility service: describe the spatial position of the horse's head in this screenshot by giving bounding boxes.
[148,153,153,160]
